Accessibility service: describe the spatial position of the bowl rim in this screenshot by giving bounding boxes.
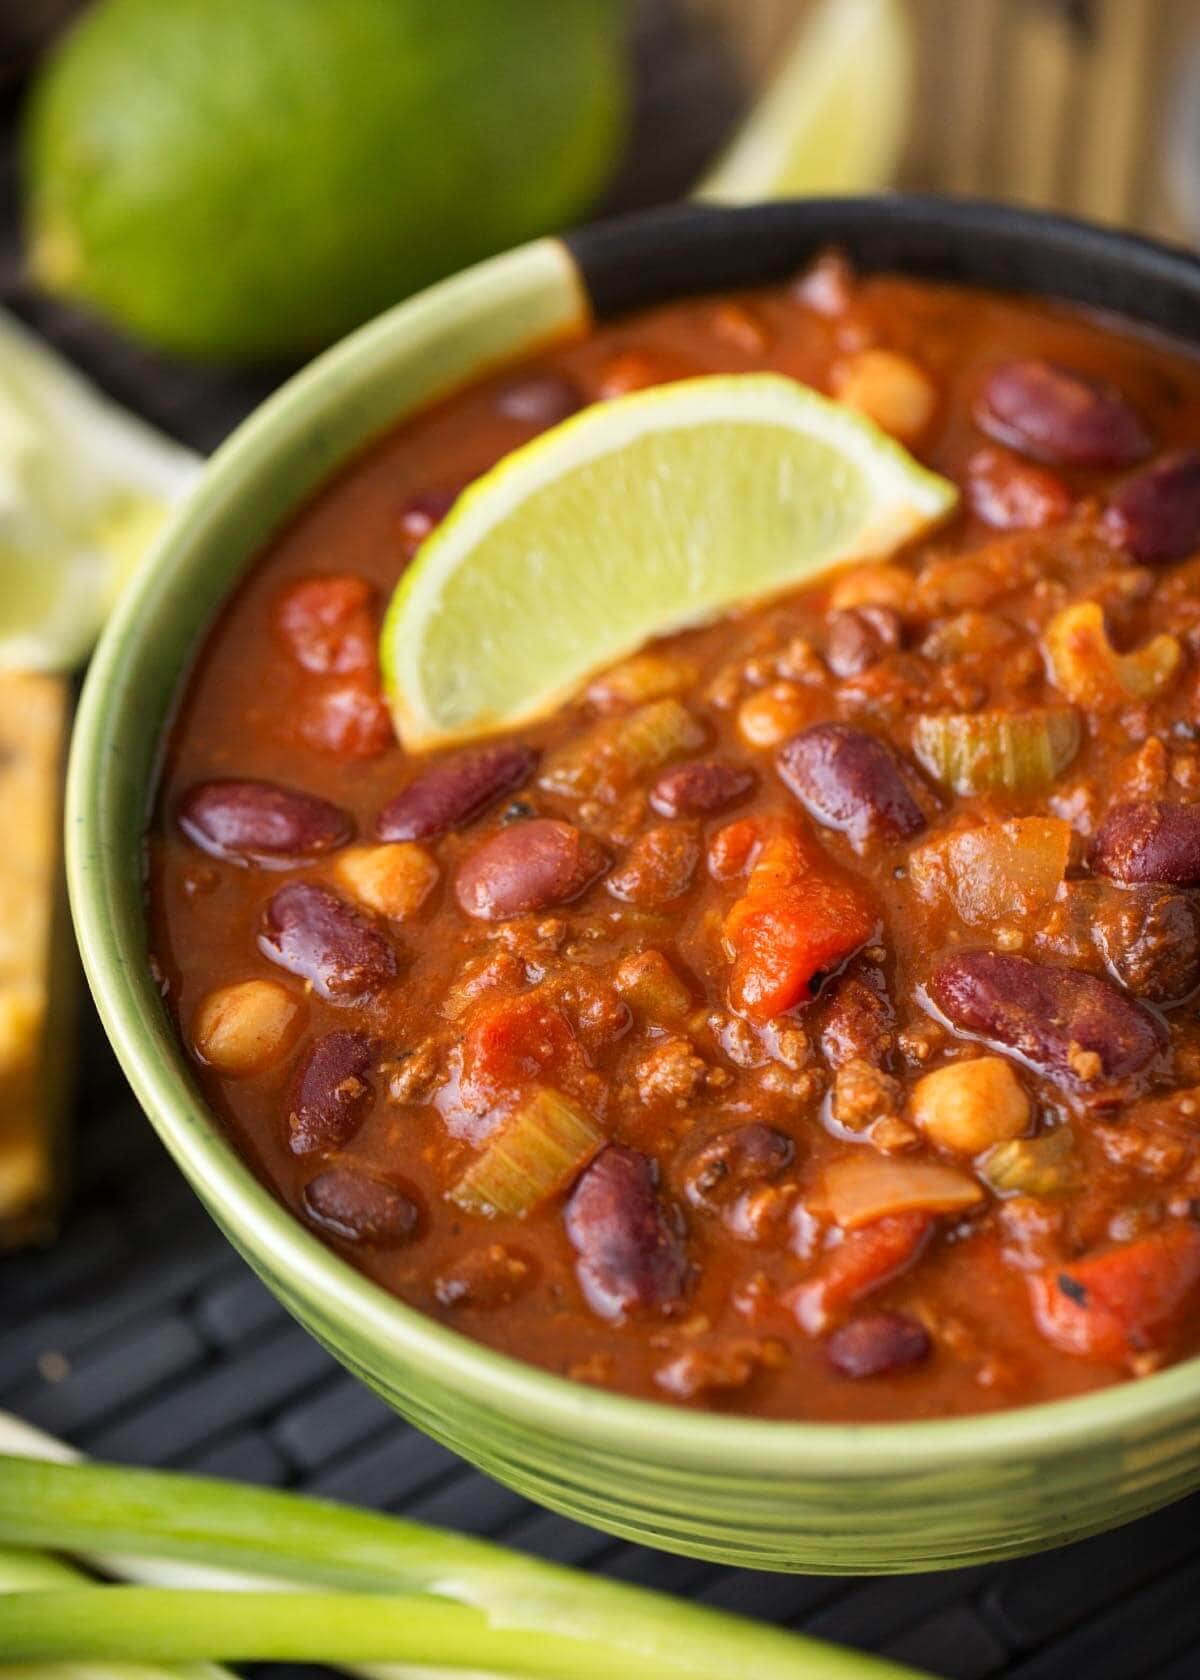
[67,192,1200,1479]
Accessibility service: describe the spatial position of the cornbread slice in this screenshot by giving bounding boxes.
[0,671,74,1247]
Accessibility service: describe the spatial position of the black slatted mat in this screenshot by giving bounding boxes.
[2,9,1199,1675]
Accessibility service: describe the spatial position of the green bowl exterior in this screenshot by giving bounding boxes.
[67,224,1200,1575]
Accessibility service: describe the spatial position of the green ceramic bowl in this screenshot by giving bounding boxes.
[68,197,1200,1574]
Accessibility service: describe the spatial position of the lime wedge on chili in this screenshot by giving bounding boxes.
[381,372,956,749]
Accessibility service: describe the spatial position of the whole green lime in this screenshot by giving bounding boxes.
[24,0,628,362]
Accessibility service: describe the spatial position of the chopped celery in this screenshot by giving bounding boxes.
[540,699,704,801]
[981,1127,1080,1197]
[450,1088,605,1217]
[912,706,1081,796]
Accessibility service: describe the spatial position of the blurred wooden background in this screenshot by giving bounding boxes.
[706,0,1200,241]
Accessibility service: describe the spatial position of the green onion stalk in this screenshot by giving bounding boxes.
[0,1414,923,1678]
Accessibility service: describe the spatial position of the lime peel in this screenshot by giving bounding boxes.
[382,372,957,750]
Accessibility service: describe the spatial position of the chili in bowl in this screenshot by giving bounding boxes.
[69,197,1200,1571]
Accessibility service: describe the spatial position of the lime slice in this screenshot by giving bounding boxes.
[698,0,913,202]
[382,373,956,749]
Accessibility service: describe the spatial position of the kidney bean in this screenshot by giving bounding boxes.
[819,968,895,1070]
[456,818,607,920]
[377,744,537,841]
[825,606,903,678]
[975,360,1153,467]
[399,488,458,556]
[928,951,1165,1094]
[1104,451,1200,564]
[1093,886,1200,1005]
[300,681,394,759]
[607,824,699,907]
[178,779,354,865]
[565,1145,689,1322]
[965,445,1072,531]
[649,759,756,819]
[288,1031,376,1154]
[826,1312,931,1379]
[303,1166,420,1244]
[1093,801,1200,886]
[679,1123,795,1213]
[495,373,582,426]
[274,574,376,675]
[260,882,397,1000]
[776,723,925,845]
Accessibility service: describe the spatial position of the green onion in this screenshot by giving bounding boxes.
[0,1452,925,1680]
[0,1545,233,1680]
[450,1088,605,1217]
[981,1127,1081,1197]
[911,707,1081,796]
[540,699,705,801]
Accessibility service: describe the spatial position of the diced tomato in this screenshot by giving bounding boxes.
[276,575,377,675]
[1029,1223,1200,1365]
[299,681,394,759]
[1031,1224,1200,1363]
[787,1212,933,1334]
[460,990,589,1113]
[723,820,875,1021]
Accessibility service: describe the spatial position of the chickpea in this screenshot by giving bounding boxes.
[831,349,937,444]
[191,980,303,1076]
[334,843,438,921]
[828,562,915,616]
[909,1056,1030,1156]
[736,682,810,749]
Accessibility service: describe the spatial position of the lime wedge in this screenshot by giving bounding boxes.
[0,308,200,672]
[698,0,913,202]
[382,373,956,749]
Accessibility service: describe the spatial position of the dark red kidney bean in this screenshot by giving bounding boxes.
[456,818,607,920]
[928,951,1165,1094]
[399,488,458,556]
[288,1032,376,1155]
[964,445,1072,531]
[1093,886,1200,1005]
[303,1166,420,1244]
[565,1145,689,1322]
[649,759,756,819]
[975,360,1153,467]
[776,723,925,845]
[1093,801,1200,886]
[260,882,397,1001]
[825,606,902,678]
[178,780,354,865]
[377,744,537,842]
[495,373,582,426]
[1104,451,1200,564]
[826,1312,931,1379]
[679,1123,795,1213]
[299,681,394,760]
[275,574,376,675]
